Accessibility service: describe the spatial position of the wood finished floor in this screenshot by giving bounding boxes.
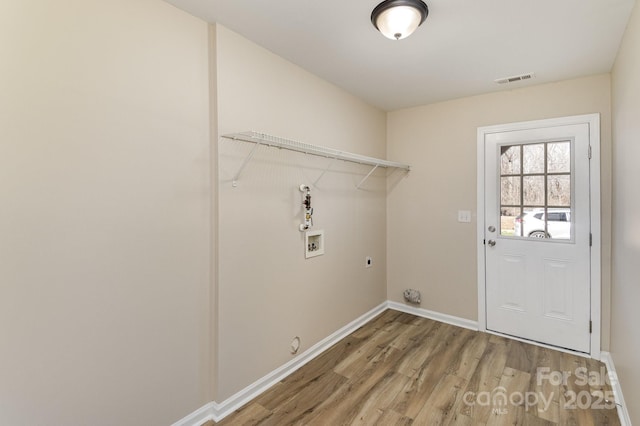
[211,310,620,425]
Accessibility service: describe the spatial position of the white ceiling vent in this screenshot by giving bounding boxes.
[494,72,535,85]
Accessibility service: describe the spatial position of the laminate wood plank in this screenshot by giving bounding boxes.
[530,348,562,424]
[521,412,557,426]
[255,334,360,410]
[412,373,468,425]
[489,333,509,345]
[347,372,412,425]
[505,338,542,373]
[558,353,597,426]
[214,403,271,426]
[589,410,623,426]
[394,320,447,377]
[559,355,620,426]
[249,370,348,426]
[351,310,402,339]
[447,413,483,426]
[395,311,434,326]
[536,400,561,425]
[212,310,621,426]
[392,326,475,419]
[389,317,437,352]
[302,327,414,425]
[373,409,413,425]
[457,341,508,424]
[485,367,531,426]
[584,357,620,426]
[446,330,490,381]
[303,350,406,425]
[585,357,618,406]
[333,321,405,378]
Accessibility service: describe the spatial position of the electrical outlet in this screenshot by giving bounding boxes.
[366,256,372,268]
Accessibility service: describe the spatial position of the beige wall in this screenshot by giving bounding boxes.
[213,26,388,400]
[3,0,635,422]
[387,75,613,346]
[611,0,640,422]
[0,1,212,424]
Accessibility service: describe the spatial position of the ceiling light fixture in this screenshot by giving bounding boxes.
[371,0,429,40]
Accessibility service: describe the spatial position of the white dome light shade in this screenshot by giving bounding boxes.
[371,0,429,40]
[375,6,422,40]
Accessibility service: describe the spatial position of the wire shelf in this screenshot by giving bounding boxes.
[221,131,411,187]
[222,131,411,170]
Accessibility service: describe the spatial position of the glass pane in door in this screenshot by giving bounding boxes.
[500,140,572,240]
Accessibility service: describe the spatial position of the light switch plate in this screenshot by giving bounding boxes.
[458,210,472,223]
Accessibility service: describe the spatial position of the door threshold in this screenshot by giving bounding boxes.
[486,328,592,359]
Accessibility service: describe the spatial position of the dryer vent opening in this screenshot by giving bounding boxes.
[403,289,421,304]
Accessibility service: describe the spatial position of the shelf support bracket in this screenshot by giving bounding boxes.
[232,141,261,187]
[356,164,379,189]
[313,157,337,187]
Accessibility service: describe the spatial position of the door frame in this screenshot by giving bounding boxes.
[476,114,601,359]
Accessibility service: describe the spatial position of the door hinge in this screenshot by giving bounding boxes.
[483,239,486,245]
[589,320,593,334]
[590,233,593,246]
[588,145,592,159]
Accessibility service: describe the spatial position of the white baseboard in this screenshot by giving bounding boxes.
[600,351,632,426]
[172,301,388,425]
[170,402,214,426]
[386,300,479,331]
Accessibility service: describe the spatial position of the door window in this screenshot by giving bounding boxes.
[499,141,572,240]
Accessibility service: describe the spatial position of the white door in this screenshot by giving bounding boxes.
[483,121,592,353]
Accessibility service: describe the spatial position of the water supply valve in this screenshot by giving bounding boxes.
[299,184,313,231]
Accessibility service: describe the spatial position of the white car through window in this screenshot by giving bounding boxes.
[514,208,571,239]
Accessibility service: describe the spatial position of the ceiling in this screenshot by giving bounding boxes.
[163,0,635,111]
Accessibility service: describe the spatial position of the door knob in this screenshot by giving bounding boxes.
[488,240,496,247]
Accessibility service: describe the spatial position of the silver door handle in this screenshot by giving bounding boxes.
[488,240,496,247]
